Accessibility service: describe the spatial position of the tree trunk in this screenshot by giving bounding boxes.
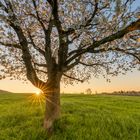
[43,73,61,133]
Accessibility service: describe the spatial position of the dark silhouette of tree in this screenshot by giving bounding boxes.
[0,0,140,131]
[85,88,92,94]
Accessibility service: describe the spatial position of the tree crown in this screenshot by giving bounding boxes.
[0,0,140,90]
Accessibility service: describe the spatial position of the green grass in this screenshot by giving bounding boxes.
[0,93,140,140]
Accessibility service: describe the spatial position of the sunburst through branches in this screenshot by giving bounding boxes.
[27,81,60,111]
[28,90,45,106]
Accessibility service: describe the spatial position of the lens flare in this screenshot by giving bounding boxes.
[28,90,45,106]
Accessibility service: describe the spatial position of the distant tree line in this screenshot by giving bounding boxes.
[102,91,140,96]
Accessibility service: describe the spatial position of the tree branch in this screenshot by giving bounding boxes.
[31,0,55,70]
[31,0,46,32]
[35,68,48,74]
[79,61,105,67]
[63,0,98,35]
[63,73,84,83]
[90,19,140,49]
[27,31,45,56]
[90,47,140,62]
[0,41,21,49]
[114,48,140,62]
[3,0,46,87]
[66,19,140,64]
[34,63,47,68]
[65,56,81,71]
[50,0,69,69]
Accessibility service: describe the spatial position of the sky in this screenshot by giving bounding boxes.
[0,69,140,93]
[0,0,140,93]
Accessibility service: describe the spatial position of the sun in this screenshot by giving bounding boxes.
[28,90,45,106]
[36,91,41,95]
[35,89,43,96]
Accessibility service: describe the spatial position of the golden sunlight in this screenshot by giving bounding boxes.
[28,90,45,106]
[36,91,41,95]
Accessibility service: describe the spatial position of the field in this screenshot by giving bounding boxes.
[0,93,140,140]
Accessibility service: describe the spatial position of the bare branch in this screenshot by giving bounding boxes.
[35,68,48,74]
[63,73,84,83]
[68,33,81,44]
[34,63,47,68]
[79,62,105,67]
[65,56,81,71]
[0,41,21,49]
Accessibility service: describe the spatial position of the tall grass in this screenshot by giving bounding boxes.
[0,93,140,140]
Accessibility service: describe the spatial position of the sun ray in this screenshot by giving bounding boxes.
[28,90,45,107]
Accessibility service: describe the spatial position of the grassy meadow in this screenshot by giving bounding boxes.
[0,93,140,140]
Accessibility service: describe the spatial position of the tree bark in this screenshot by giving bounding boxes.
[43,73,61,133]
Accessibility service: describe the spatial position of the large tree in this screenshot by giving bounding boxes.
[0,0,140,131]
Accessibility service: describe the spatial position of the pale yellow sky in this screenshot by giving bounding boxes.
[0,70,140,93]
